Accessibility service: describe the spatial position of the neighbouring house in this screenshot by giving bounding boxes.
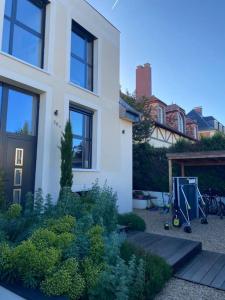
[187,107,225,138]
[0,0,137,213]
[136,63,198,147]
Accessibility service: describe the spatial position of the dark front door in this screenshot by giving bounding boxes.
[0,83,39,205]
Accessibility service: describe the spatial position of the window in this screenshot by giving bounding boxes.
[70,105,93,169]
[0,84,38,136]
[70,21,95,91]
[177,113,184,133]
[157,106,164,124]
[2,0,47,68]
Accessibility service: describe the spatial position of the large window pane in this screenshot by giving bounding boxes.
[5,0,13,17]
[70,110,83,136]
[71,32,86,59]
[6,89,37,135]
[72,139,83,168]
[70,57,86,88]
[12,25,42,66]
[2,18,10,53]
[16,0,42,33]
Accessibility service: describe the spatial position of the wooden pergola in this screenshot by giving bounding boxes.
[166,150,225,193]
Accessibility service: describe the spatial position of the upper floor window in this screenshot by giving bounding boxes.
[70,105,93,169]
[70,21,96,91]
[2,0,47,68]
[157,106,164,124]
[177,112,184,133]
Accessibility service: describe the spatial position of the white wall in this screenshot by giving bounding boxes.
[0,0,132,212]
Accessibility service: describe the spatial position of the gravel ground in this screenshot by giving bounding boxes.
[135,209,225,299]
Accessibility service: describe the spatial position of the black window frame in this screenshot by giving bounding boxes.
[70,20,96,92]
[69,104,93,169]
[2,0,48,68]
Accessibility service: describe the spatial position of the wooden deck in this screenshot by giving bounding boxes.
[175,250,225,291]
[127,231,225,292]
[127,231,202,272]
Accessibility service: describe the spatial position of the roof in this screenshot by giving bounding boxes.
[187,109,214,131]
[166,104,185,115]
[119,98,141,123]
[167,150,225,166]
[153,120,197,141]
[149,95,167,107]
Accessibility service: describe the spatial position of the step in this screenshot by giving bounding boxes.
[127,232,202,272]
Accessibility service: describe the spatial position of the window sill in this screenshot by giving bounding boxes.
[73,168,100,173]
[0,51,51,75]
[68,81,99,98]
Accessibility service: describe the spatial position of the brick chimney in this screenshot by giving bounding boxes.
[136,63,152,100]
[194,106,203,115]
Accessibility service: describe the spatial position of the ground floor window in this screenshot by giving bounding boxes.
[69,104,93,169]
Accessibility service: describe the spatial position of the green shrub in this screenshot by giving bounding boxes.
[88,183,118,233]
[118,213,146,231]
[45,215,76,234]
[13,240,61,288]
[88,225,104,263]
[6,204,22,219]
[41,258,85,299]
[120,241,172,300]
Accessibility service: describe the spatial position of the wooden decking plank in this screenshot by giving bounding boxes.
[200,255,225,286]
[190,251,221,282]
[211,259,225,289]
[144,236,173,256]
[128,232,162,245]
[177,251,210,281]
[146,237,187,261]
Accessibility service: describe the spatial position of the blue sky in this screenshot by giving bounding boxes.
[87,0,225,122]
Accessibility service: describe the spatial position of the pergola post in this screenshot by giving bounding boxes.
[168,159,173,194]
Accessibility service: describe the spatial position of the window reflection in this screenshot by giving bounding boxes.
[70,110,83,136]
[13,25,42,66]
[6,89,37,136]
[16,0,42,33]
[2,0,45,68]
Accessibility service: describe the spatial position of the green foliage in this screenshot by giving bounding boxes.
[34,188,44,216]
[120,241,172,300]
[45,215,76,234]
[60,121,73,191]
[90,255,145,300]
[120,92,153,143]
[118,213,146,231]
[41,258,85,299]
[12,240,61,288]
[87,225,104,263]
[89,183,118,233]
[6,204,22,219]
[170,132,225,152]
[133,143,168,192]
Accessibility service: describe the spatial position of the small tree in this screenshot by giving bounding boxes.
[60,121,73,192]
[120,91,153,143]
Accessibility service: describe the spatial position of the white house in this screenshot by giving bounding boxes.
[0,0,138,212]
